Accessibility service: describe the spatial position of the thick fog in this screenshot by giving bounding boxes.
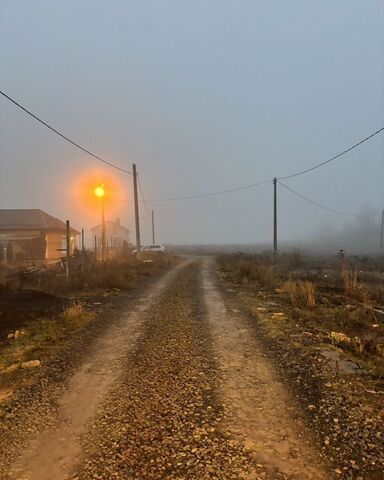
[0,1,383,250]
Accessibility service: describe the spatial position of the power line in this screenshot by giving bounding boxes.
[137,175,151,215]
[278,127,384,180]
[277,180,375,217]
[2,89,383,203]
[0,90,133,175]
[146,179,272,201]
[144,127,383,202]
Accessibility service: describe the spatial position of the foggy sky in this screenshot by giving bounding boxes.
[1,1,383,248]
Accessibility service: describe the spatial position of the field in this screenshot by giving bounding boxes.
[217,251,384,378]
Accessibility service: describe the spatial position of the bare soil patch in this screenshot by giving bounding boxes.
[0,286,64,338]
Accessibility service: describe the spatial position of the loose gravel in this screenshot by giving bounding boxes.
[0,268,174,479]
[78,263,255,480]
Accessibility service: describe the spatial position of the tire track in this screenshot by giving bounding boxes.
[202,257,328,480]
[8,261,188,480]
[77,261,255,480]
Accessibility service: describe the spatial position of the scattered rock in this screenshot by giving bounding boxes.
[14,330,26,339]
[0,388,13,403]
[21,360,41,369]
[3,363,19,374]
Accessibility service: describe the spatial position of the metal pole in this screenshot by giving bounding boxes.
[65,220,70,281]
[152,210,155,244]
[273,177,277,252]
[381,210,384,250]
[133,163,141,248]
[101,196,106,261]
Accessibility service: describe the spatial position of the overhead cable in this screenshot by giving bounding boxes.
[146,179,272,201]
[278,180,374,217]
[0,90,133,175]
[278,127,384,180]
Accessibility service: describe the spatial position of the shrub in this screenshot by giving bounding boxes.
[217,254,278,289]
[282,280,316,308]
[340,256,371,305]
[35,256,177,295]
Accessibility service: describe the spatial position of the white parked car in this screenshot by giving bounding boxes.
[140,244,167,254]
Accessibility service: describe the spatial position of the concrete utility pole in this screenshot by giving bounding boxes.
[273,177,277,252]
[132,163,141,248]
[381,209,384,250]
[152,210,155,244]
[65,220,70,281]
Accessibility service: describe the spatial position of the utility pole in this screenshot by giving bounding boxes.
[152,210,155,244]
[65,220,70,281]
[101,195,106,261]
[273,177,277,252]
[81,228,85,253]
[132,163,141,248]
[94,235,97,260]
[381,209,384,250]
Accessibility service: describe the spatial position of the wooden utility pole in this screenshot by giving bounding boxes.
[65,220,70,281]
[381,210,384,250]
[101,196,106,261]
[273,178,277,252]
[81,228,85,253]
[132,163,141,248]
[152,210,155,244]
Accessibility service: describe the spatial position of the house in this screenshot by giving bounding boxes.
[91,218,130,248]
[0,209,79,263]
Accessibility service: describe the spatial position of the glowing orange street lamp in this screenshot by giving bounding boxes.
[94,184,106,260]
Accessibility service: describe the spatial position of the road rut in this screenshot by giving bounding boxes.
[202,258,327,479]
[5,258,330,479]
[9,261,188,480]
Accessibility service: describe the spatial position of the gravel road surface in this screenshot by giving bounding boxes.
[2,258,332,480]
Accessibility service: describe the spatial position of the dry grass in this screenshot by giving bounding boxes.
[300,281,316,308]
[340,257,371,305]
[282,280,316,308]
[0,300,94,378]
[217,254,277,290]
[36,255,178,295]
[217,253,384,377]
[0,256,178,384]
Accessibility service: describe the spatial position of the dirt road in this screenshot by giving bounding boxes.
[3,258,330,480]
